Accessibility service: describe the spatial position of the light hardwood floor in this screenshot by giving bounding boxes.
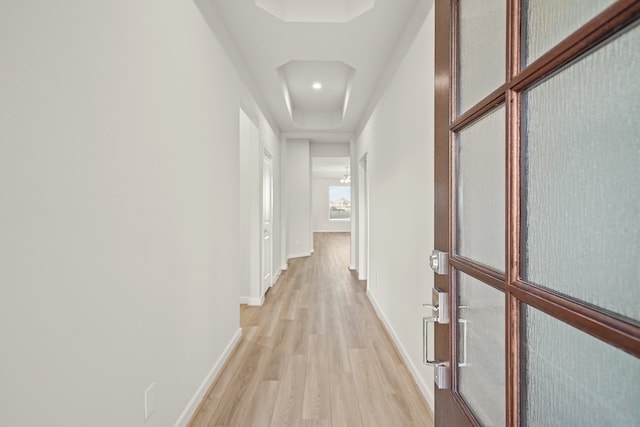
[189,232,434,427]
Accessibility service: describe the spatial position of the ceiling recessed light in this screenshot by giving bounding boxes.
[312,82,322,90]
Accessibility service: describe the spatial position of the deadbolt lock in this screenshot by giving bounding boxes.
[429,250,449,275]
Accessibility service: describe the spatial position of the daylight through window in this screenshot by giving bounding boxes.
[329,186,351,220]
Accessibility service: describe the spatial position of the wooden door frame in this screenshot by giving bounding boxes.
[434,1,640,426]
[434,1,474,425]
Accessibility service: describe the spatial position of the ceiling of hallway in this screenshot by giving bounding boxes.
[203,0,427,136]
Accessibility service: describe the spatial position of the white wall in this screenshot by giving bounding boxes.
[356,5,436,410]
[286,140,312,258]
[312,178,352,232]
[0,1,248,426]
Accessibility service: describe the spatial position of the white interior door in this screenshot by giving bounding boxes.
[262,151,273,295]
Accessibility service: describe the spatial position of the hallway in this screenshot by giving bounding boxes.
[189,233,434,426]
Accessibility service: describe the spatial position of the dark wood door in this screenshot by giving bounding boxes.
[433,1,640,426]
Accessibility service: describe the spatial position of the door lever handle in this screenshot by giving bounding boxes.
[422,303,439,317]
[422,289,449,324]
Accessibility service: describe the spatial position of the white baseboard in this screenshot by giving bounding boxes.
[358,271,367,280]
[281,263,288,271]
[241,295,265,306]
[272,269,282,286]
[349,264,356,271]
[366,289,435,412]
[173,328,242,427]
[248,295,264,306]
[288,252,311,259]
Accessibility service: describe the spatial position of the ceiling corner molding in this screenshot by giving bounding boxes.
[255,0,375,23]
[355,0,434,137]
[277,60,356,130]
[194,0,281,136]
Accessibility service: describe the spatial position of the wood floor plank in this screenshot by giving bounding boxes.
[291,307,310,355]
[189,394,221,427]
[302,335,331,422]
[242,380,281,427]
[370,339,408,395]
[310,298,327,335]
[327,325,351,374]
[260,354,285,383]
[340,303,368,349]
[262,318,291,352]
[257,300,283,338]
[330,372,364,427]
[397,364,435,424]
[206,339,252,399]
[270,354,307,427]
[301,420,331,427]
[188,233,433,427]
[207,341,267,426]
[240,304,260,327]
[280,290,298,320]
[385,392,426,427]
[349,348,394,427]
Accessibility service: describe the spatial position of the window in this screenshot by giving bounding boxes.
[329,185,351,220]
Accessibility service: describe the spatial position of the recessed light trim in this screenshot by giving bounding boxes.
[312,82,323,90]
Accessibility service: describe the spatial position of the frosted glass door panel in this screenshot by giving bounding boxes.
[523,306,640,426]
[522,23,640,322]
[523,0,616,65]
[457,0,506,114]
[456,106,505,272]
[457,273,505,427]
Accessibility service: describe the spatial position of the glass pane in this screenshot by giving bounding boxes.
[523,306,640,426]
[522,23,640,322]
[457,0,506,114]
[457,272,505,426]
[456,106,505,272]
[523,0,616,65]
[329,186,351,220]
